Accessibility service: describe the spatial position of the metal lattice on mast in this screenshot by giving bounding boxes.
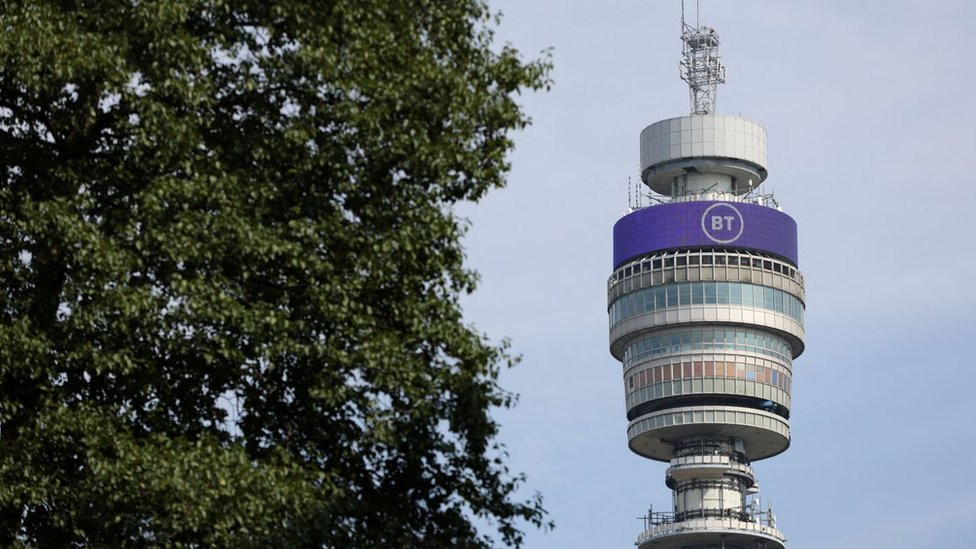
[680,0,726,114]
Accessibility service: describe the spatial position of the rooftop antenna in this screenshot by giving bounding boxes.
[627,175,633,211]
[680,0,726,114]
[635,173,643,208]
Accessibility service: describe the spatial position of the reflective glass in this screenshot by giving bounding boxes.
[623,327,794,366]
[703,283,716,304]
[609,282,804,326]
[742,284,754,307]
[717,283,729,304]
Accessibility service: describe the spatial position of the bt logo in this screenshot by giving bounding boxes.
[701,203,745,244]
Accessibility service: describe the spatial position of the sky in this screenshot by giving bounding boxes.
[458,1,976,548]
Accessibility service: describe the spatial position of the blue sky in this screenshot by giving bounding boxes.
[458,1,976,547]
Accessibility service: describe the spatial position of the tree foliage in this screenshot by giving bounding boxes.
[0,0,550,546]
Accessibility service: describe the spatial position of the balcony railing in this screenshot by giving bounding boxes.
[635,516,786,546]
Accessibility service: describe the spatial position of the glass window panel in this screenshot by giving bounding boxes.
[689,255,700,265]
[664,257,674,267]
[692,283,704,304]
[652,259,662,269]
[715,255,726,265]
[677,256,687,266]
[747,286,757,308]
[703,283,715,304]
[730,283,742,304]
[666,285,678,307]
[702,254,713,265]
[654,286,666,310]
[764,287,775,308]
[717,282,729,304]
[679,283,691,306]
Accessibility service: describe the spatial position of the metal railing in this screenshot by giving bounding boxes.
[629,190,781,212]
[635,516,786,546]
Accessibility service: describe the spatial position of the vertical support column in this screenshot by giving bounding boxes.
[666,439,756,523]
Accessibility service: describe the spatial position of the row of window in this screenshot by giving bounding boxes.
[627,378,788,413]
[609,281,805,326]
[629,409,790,438]
[623,327,794,365]
[626,360,792,393]
[610,250,802,288]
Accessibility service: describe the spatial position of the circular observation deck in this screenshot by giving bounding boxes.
[636,518,786,549]
[639,115,768,196]
[665,453,756,490]
[627,405,791,462]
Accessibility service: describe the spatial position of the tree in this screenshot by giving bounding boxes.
[0,1,550,546]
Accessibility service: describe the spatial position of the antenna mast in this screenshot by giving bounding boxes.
[680,0,726,114]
